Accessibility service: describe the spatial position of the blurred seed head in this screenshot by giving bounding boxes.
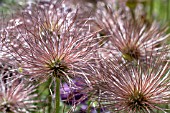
[0,63,38,113]
[95,7,170,62]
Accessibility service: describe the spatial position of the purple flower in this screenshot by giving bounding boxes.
[60,78,87,105]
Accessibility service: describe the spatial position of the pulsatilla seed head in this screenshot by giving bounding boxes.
[127,88,148,111]
[3,1,98,81]
[95,6,170,62]
[122,46,140,61]
[83,54,170,113]
[0,64,38,113]
[47,59,68,77]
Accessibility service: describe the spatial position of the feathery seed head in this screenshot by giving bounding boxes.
[3,1,98,82]
[96,7,170,62]
[85,55,170,113]
[0,64,38,113]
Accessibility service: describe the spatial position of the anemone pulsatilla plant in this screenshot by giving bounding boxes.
[85,54,170,113]
[4,1,97,81]
[96,7,170,62]
[2,1,98,112]
[0,63,38,113]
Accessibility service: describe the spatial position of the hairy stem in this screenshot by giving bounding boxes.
[55,76,60,113]
[48,77,52,113]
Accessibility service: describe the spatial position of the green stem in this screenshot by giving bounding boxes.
[97,108,101,113]
[55,77,60,113]
[87,101,91,113]
[48,95,52,113]
[48,77,52,113]
[97,91,101,113]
